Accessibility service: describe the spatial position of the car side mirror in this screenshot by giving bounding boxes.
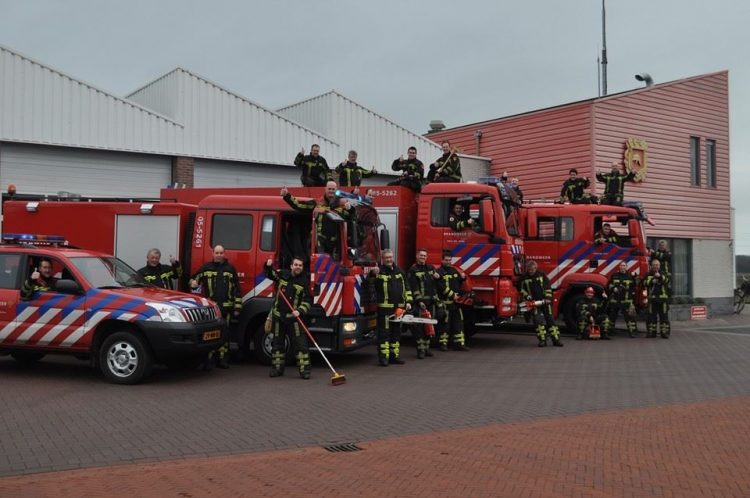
[55,279,82,294]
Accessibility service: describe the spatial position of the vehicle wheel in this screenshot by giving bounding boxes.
[734,290,746,314]
[99,332,153,385]
[562,293,586,333]
[252,323,291,365]
[10,351,46,363]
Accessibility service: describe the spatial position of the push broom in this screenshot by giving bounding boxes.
[278,291,346,386]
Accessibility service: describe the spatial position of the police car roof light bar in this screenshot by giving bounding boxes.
[1,233,68,246]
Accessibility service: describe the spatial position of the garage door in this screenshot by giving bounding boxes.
[0,143,171,198]
[194,159,300,187]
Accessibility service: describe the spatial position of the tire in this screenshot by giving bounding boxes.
[562,293,586,333]
[253,322,294,366]
[734,290,746,314]
[10,351,46,364]
[99,332,153,385]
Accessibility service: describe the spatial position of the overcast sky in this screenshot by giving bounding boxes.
[1,0,748,252]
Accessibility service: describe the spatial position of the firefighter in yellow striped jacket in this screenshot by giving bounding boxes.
[189,245,241,369]
[137,248,182,290]
[436,250,470,351]
[368,249,412,366]
[517,260,563,347]
[644,259,671,339]
[264,257,313,379]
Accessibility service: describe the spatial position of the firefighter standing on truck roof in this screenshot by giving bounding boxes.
[596,161,636,206]
[436,250,470,351]
[335,150,376,187]
[20,258,57,300]
[518,260,564,347]
[281,181,354,261]
[388,146,424,192]
[576,286,603,340]
[428,141,462,183]
[407,248,441,359]
[644,259,671,339]
[189,244,241,369]
[137,248,182,290]
[368,248,412,366]
[264,257,313,379]
[604,262,638,338]
[294,144,331,187]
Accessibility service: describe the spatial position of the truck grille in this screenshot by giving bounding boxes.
[182,306,218,323]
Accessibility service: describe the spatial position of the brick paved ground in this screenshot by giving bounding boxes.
[0,314,749,496]
[1,396,749,497]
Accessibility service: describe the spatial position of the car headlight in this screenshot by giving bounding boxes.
[343,321,357,332]
[145,302,187,323]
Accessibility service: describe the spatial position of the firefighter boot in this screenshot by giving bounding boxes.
[378,342,390,367]
[389,341,405,364]
[536,325,547,347]
[298,351,311,379]
[269,350,285,377]
[660,322,671,339]
[452,332,469,351]
[576,322,585,340]
[549,326,564,347]
[439,332,449,351]
[424,346,433,357]
[215,342,230,369]
[201,351,215,371]
[647,322,657,338]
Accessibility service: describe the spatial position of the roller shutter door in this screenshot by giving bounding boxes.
[194,159,299,187]
[0,143,171,198]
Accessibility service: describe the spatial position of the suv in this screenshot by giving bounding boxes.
[0,234,225,384]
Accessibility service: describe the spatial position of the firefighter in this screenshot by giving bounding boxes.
[368,249,412,366]
[560,168,596,204]
[518,260,563,347]
[407,248,441,359]
[294,144,331,187]
[644,259,671,339]
[509,177,524,204]
[594,223,619,244]
[603,262,638,338]
[264,257,312,379]
[189,244,242,369]
[436,250,470,351]
[649,239,673,276]
[576,286,603,340]
[596,161,636,206]
[428,141,462,183]
[281,181,354,260]
[448,203,477,231]
[388,146,424,192]
[20,258,58,300]
[137,248,182,290]
[335,150,377,187]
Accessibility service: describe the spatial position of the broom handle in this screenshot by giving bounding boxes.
[278,290,338,375]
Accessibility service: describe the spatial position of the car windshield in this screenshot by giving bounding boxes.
[69,256,145,288]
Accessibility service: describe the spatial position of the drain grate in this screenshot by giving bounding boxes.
[323,443,363,453]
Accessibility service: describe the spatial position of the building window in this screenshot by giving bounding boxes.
[706,139,716,188]
[647,237,691,297]
[690,136,701,186]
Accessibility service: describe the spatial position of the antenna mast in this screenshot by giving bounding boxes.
[601,0,608,96]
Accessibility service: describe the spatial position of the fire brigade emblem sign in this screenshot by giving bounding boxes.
[624,138,648,182]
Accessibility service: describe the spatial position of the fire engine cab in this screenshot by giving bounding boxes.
[0,234,225,384]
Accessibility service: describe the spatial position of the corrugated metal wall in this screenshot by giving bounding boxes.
[427,103,593,201]
[278,91,442,172]
[593,72,730,240]
[127,69,340,166]
[0,45,183,155]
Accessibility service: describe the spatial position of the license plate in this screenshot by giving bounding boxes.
[202,330,221,341]
[367,319,377,329]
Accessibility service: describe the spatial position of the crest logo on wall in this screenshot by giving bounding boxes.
[624,138,648,182]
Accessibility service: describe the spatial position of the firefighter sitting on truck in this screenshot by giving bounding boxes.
[368,248,412,366]
[560,168,597,204]
[428,141,462,183]
[603,261,638,338]
[594,223,619,245]
[20,258,58,300]
[137,248,182,290]
[281,181,354,261]
[189,244,242,369]
[576,286,605,340]
[388,146,424,192]
[448,203,477,232]
[436,250,470,351]
[335,150,376,187]
[407,248,441,359]
[294,144,331,187]
[264,257,313,379]
[518,260,564,347]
